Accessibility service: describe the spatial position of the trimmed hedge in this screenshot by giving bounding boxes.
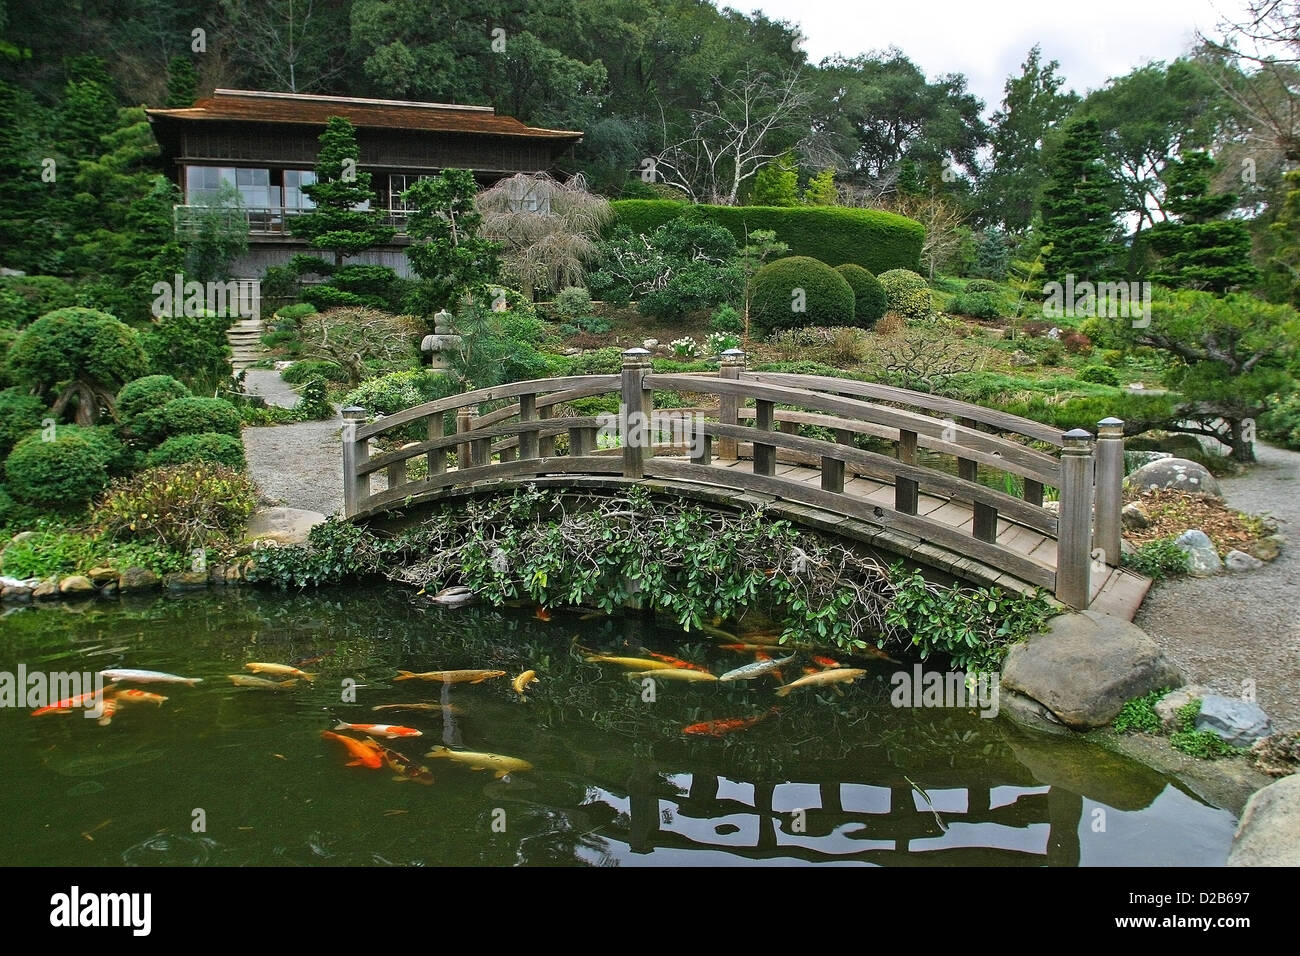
[608,200,924,274]
[833,264,888,327]
[750,256,856,335]
[117,375,192,423]
[131,396,242,446]
[5,429,112,509]
[0,389,48,455]
[878,269,934,318]
[145,432,247,470]
[282,360,347,385]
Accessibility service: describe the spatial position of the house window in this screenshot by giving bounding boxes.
[284,170,317,210]
[185,166,273,209]
[388,173,432,212]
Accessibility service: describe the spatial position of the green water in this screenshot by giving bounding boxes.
[0,587,1234,866]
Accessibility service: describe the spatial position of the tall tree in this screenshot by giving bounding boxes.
[290,117,395,268]
[1039,118,1120,282]
[219,0,349,93]
[164,55,198,108]
[1147,151,1259,293]
[404,168,501,314]
[977,45,1078,231]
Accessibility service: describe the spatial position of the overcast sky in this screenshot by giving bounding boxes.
[740,0,1252,116]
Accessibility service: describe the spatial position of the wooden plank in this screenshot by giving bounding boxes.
[359,416,607,475]
[518,393,539,460]
[821,456,844,493]
[896,428,918,515]
[973,501,999,543]
[1024,479,1044,507]
[474,382,625,429]
[958,417,978,483]
[538,402,555,457]
[359,455,625,511]
[754,400,776,476]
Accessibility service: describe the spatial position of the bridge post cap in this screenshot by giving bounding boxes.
[1097,416,1124,426]
[1061,427,1094,446]
[341,404,366,420]
[621,347,651,364]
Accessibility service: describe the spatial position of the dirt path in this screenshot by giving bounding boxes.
[1135,442,1300,733]
[241,370,347,516]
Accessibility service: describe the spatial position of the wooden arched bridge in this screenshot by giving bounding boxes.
[342,349,1150,618]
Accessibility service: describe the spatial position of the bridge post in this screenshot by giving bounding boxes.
[1056,428,1096,609]
[621,348,652,478]
[342,419,369,518]
[717,348,744,460]
[1094,417,1125,568]
[456,409,474,470]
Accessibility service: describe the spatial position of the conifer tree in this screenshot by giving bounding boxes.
[1039,118,1119,282]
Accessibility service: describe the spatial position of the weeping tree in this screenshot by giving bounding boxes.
[476,172,613,298]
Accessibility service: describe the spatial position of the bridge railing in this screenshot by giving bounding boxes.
[343,348,1124,609]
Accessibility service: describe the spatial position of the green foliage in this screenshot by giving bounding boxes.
[245,517,382,589]
[164,55,198,108]
[608,200,925,275]
[297,379,335,421]
[964,279,1001,294]
[342,369,460,418]
[144,432,247,470]
[1078,365,1121,386]
[404,169,501,313]
[140,312,234,395]
[589,218,742,321]
[564,347,624,375]
[1122,537,1191,581]
[1112,687,1171,734]
[558,316,612,336]
[181,183,249,282]
[552,286,594,322]
[1259,390,1300,450]
[94,462,258,551]
[802,168,838,206]
[450,297,554,389]
[1168,698,1246,759]
[281,360,347,385]
[0,276,77,327]
[708,304,744,333]
[275,303,319,322]
[750,151,799,206]
[948,290,1004,319]
[1039,117,1120,281]
[130,397,242,447]
[116,375,192,424]
[0,530,99,579]
[877,269,934,318]
[749,256,856,335]
[0,388,47,455]
[4,429,112,509]
[7,308,147,423]
[833,264,888,326]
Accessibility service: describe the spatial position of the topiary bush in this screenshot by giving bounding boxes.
[94,463,258,551]
[750,256,855,335]
[551,286,594,323]
[833,264,888,328]
[949,290,1004,319]
[281,360,347,385]
[1078,365,1121,386]
[708,304,743,333]
[0,388,48,456]
[964,279,1001,294]
[4,429,113,509]
[117,375,193,424]
[130,396,242,446]
[878,269,934,319]
[145,432,247,470]
[564,347,625,376]
[140,311,234,394]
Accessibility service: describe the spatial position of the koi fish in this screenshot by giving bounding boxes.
[110,689,167,707]
[333,720,421,739]
[320,731,384,769]
[373,742,434,785]
[511,670,539,699]
[683,707,780,737]
[393,669,506,684]
[98,669,202,686]
[96,698,119,727]
[754,650,785,683]
[582,654,667,671]
[719,654,796,682]
[718,643,784,654]
[370,702,463,715]
[31,685,115,716]
[425,746,533,779]
[227,674,299,691]
[811,655,843,670]
[624,668,718,683]
[291,651,333,668]
[774,668,867,697]
[645,652,710,673]
[533,606,551,622]
[244,662,317,682]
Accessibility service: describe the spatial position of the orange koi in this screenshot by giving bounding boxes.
[31,685,115,716]
[645,651,710,673]
[683,707,780,738]
[321,730,384,769]
[110,688,167,707]
[812,655,843,670]
[534,606,552,621]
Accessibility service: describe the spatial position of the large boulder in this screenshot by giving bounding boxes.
[1227,775,1300,867]
[1195,695,1272,747]
[1174,529,1223,576]
[1002,610,1183,729]
[243,507,327,547]
[1125,457,1221,497]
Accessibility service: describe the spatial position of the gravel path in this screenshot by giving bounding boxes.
[243,368,302,409]
[1135,442,1300,733]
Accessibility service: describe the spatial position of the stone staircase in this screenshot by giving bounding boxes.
[227,317,267,373]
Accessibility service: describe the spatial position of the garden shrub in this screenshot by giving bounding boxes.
[948,291,1004,319]
[0,275,77,327]
[877,269,933,319]
[274,303,318,322]
[4,429,113,509]
[964,279,1001,294]
[131,396,242,446]
[749,256,855,335]
[282,360,347,385]
[708,304,743,333]
[342,369,460,417]
[145,432,247,470]
[607,200,924,274]
[559,346,624,376]
[833,263,888,327]
[1260,391,1300,450]
[0,388,48,455]
[552,286,594,322]
[1078,365,1121,386]
[1122,537,1191,581]
[117,375,192,423]
[140,311,234,393]
[94,462,258,551]
[296,379,335,421]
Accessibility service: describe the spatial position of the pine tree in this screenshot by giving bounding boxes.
[1147,152,1259,294]
[1039,118,1119,282]
[404,168,500,314]
[164,56,199,108]
[749,150,798,206]
[801,168,837,205]
[1266,170,1300,307]
[290,117,395,268]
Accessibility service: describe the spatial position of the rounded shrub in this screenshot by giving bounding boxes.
[7,308,148,416]
[131,396,242,446]
[1078,365,1121,387]
[877,269,933,319]
[94,463,258,550]
[343,369,461,418]
[552,286,594,323]
[964,279,1001,294]
[282,360,347,385]
[4,430,112,509]
[708,304,743,333]
[949,291,1003,319]
[274,303,319,322]
[145,432,247,470]
[833,264,888,328]
[0,388,48,456]
[117,375,193,424]
[750,256,856,335]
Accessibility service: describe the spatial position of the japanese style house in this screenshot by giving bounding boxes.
[146,89,583,278]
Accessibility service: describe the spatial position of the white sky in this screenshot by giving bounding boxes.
[737,0,1255,116]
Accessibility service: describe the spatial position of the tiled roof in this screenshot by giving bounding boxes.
[146,89,582,141]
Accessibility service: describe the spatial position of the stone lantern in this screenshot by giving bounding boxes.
[421,309,461,371]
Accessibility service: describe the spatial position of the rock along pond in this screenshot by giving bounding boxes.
[0,586,1236,866]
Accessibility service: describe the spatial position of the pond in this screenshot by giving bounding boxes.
[0,586,1234,866]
